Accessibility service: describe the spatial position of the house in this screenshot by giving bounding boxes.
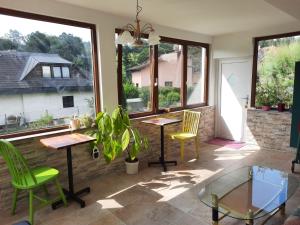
[1,1,300,225]
[0,51,94,126]
[130,51,205,89]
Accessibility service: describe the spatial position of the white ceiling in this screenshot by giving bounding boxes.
[55,0,299,36]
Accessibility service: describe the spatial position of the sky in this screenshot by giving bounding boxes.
[0,14,91,42]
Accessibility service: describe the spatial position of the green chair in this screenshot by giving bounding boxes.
[0,139,67,225]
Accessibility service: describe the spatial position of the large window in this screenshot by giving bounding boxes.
[0,9,100,138]
[116,33,209,117]
[252,31,300,108]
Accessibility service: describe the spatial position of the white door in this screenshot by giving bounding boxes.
[216,58,252,141]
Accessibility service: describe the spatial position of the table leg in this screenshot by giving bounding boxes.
[280,202,286,216]
[148,125,177,172]
[52,146,90,209]
[212,194,219,225]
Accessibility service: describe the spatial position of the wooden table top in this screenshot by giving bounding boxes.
[40,133,95,150]
[142,118,181,126]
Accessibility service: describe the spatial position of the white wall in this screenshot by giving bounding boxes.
[0,92,94,125]
[0,0,213,112]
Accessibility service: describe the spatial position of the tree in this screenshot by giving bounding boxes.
[0,38,18,50]
[25,31,51,53]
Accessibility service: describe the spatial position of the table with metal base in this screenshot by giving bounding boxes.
[142,118,181,172]
[40,133,95,209]
[52,146,90,209]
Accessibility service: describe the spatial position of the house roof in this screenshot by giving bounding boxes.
[20,53,71,81]
[128,52,180,72]
[0,51,92,94]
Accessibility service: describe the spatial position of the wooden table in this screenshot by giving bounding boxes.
[40,133,95,209]
[142,118,181,172]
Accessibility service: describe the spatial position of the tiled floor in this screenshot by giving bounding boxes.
[1,143,299,225]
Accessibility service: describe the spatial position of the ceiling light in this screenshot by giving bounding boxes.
[116,0,160,47]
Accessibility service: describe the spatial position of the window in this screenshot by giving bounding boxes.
[62,67,70,78]
[42,66,51,78]
[187,46,206,105]
[0,8,100,138]
[118,38,153,114]
[158,43,182,109]
[53,67,62,78]
[165,81,173,87]
[116,32,209,117]
[62,96,74,108]
[252,31,300,107]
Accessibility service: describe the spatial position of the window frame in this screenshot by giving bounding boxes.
[116,29,210,118]
[0,7,101,139]
[251,31,300,107]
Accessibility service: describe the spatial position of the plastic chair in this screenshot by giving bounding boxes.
[0,139,67,225]
[169,110,201,161]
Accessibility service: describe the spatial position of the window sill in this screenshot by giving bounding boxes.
[5,127,90,143]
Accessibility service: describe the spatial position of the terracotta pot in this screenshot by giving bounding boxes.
[262,105,271,111]
[277,103,286,112]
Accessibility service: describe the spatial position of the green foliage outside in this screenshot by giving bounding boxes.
[88,106,148,163]
[29,112,53,129]
[0,29,91,72]
[158,87,180,108]
[256,37,300,107]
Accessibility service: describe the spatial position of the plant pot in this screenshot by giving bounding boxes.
[277,103,286,112]
[125,159,139,175]
[262,105,271,111]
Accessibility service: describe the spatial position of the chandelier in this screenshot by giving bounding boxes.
[116,0,160,46]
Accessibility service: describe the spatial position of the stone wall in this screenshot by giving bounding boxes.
[0,106,215,211]
[245,109,294,152]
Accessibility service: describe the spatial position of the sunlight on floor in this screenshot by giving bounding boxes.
[96,199,124,209]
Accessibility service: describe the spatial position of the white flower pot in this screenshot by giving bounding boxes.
[125,160,139,175]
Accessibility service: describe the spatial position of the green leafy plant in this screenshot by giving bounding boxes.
[80,114,94,128]
[89,106,148,163]
[29,111,53,128]
[256,83,276,107]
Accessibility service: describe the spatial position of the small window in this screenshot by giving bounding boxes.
[53,67,62,78]
[42,66,51,78]
[165,81,173,87]
[62,67,70,78]
[62,96,74,108]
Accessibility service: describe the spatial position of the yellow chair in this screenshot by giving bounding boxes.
[170,110,201,161]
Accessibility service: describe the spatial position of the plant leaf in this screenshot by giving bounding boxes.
[121,129,130,151]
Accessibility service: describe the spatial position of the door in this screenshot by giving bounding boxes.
[216,58,252,141]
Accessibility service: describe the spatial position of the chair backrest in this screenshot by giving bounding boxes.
[182,110,201,135]
[0,139,36,187]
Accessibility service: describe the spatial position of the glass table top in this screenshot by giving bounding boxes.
[198,166,299,220]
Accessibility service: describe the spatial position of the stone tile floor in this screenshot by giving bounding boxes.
[1,143,300,225]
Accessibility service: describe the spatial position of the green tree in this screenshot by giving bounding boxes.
[0,38,18,50]
[25,31,51,53]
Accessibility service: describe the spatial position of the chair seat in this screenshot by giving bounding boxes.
[170,132,197,140]
[13,166,59,189]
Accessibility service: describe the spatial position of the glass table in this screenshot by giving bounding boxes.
[198,166,299,225]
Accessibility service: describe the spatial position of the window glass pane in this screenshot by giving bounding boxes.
[53,67,62,78]
[187,46,206,105]
[62,67,70,78]
[158,43,182,109]
[0,14,96,136]
[118,39,152,114]
[42,66,51,78]
[255,36,300,108]
[62,96,74,108]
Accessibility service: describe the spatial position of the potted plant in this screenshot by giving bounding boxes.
[89,106,148,174]
[256,83,275,111]
[80,114,94,128]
